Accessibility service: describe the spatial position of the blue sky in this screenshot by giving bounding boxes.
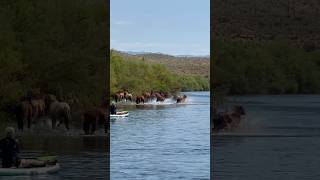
[111,0,210,56]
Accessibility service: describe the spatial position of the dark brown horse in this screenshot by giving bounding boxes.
[155,93,165,102]
[83,102,108,135]
[142,92,151,102]
[213,105,246,131]
[15,94,46,131]
[112,94,120,102]
[135,96,145,104]
[176,95,187,103]
[15,101,33,130]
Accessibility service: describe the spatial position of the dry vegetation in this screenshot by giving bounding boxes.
[113,50,210,78]
[213,0,320,50]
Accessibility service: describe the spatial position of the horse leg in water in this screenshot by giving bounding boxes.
[52,116,56,129]
[83,119,90,135]
[91,115,99,134]
[26,104,33,129]
[90,117,96,135]
[83,111,96,135]
[27,113,31,129]
[63,112,70,130]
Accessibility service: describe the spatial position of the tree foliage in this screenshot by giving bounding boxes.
[0,0,107,123]
[214,38,320,95]
[110,51,209,96]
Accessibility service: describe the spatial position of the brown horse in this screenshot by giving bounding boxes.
[125,93,133,102]
[47,95,72,130]
[142,92,151,102]
[160,92,170,98]
[15,101,33,130]
[135,96,145,104]
[15,94,46,130]
[214,105,246,131]
[118,91,125,101]
[83,106,108,135]
[30,95,46,118]
[150,91,157,100]
[228,105,246,128]
[176,95,187,103]
[155,93,165,102]
[112,91,125,102]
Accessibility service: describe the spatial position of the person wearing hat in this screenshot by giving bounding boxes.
[0,127,20,168]
[110,101,117,115]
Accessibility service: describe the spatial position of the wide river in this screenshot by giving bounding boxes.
[213,95,320,180]
[111,91,210,179]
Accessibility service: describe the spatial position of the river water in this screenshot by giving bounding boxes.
[111,91,210,179]
[213,95,320,180]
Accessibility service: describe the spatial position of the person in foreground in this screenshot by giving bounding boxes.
[0,127,57,168]
[0,127,20,168]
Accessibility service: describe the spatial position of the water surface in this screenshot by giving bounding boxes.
[213,95,320,180]
[111,91,210,179]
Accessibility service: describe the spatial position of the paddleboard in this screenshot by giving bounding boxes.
[110,111,129,118]
[0,163,60,176]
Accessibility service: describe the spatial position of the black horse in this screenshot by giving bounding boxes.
[213,105,246,132]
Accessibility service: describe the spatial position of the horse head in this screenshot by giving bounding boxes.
[233,105,245,115]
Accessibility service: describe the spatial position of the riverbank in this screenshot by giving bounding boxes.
[214,39,320,95]
[110,51,209,96]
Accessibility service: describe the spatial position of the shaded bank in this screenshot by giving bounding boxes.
[214,38,320,95]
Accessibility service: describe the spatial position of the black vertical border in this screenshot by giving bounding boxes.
[210,0,216,179]
[105,0,110,179]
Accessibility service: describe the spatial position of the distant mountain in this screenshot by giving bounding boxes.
[124,51,153,55]
[122,50,209,59]
[112,50,210,78]
[176,55,210,58]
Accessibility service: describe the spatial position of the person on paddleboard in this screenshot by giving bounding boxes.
[110,101,117,115]
[0,127,57,168]
[0,127,20,168]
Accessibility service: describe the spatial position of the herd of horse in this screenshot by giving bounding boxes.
[13,91,246,134]
[15,94,71,131]
[112,90,188,104]
[14,94,107,135]
[13,90,188,135]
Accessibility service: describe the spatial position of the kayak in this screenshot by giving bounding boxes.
[110,111,129,118]
[0,163,60,176]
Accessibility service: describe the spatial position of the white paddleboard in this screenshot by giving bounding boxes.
[110,111,129,118]
[0,163,60,176]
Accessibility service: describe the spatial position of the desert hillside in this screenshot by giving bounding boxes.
[112,50,210,78]
[213,0,320,50]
